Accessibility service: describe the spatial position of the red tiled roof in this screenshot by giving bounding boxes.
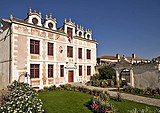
[99,55,145,61]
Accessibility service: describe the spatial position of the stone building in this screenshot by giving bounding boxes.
[97,54,145,65]
[0,9,97,89]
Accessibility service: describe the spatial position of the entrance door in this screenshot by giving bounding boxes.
[68,70,74,82]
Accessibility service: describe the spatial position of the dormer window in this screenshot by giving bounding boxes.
[79,32,82,37]
[32,18,38,25]
[67,27,72,37]
[48,23,53,29]
[87,34,90,39]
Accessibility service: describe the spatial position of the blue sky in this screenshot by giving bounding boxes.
[0,0,160,59]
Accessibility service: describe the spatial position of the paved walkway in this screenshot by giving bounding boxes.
[71,83,160,107]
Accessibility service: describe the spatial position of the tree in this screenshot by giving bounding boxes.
[98,65,116,80]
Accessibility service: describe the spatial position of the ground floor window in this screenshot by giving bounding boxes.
[87,66,91,76]
[79,65,82,76]
[60,65,64,77]
[30,64,39,78]
[48,64,54,78]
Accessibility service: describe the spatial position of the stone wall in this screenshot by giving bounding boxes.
[0,27,11,89]
[133,63,160,89]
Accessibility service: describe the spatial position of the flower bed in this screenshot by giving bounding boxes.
[122,86,160,98]
[86,79,115,88]
[90,92,117,113]
[0,81,44,113]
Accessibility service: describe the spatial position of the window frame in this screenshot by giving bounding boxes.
[79,65,82,76]
[67,46,73,58]
[60,65,64,77]
[86,49,91,59]
[87,66,91,76]
[30,39,40,54]
[48,42,54,56]
[30,64,40,78]
[48,64,54,78]
[78,48,82,59]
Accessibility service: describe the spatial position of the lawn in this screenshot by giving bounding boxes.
[38,90,160,113]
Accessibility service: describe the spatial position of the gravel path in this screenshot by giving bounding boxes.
[71,83,160,107]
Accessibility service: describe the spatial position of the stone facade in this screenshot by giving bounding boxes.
[0,9,97,89]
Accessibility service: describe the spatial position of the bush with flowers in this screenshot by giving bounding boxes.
[0,81,44,113]
[89,91,117,113]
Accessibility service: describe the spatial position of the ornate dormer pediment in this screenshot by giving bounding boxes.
[85,29,92,40]
[26,8,42,26]
[44,13,57,30]
[76,25,84,38]
[64,18,76,27]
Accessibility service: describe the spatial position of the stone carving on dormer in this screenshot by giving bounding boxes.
[76,25,84,38]
[27,8,42,26]
[44,13,57,30]
[85,29,92,40]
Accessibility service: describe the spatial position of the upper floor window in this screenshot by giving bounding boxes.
[87,66,91,76]
[48,64,54,78]
[79,65,82,76]
[78,48,82,59]
[79,32,82,37]
[48,23,53,29]
[67,46,73,57]
[87,49,91,59]
[67,27,72,37]
[48,42,54,56]
[32,18,38,25]
[30,39,39,54]
[30,64,39,78]
[60,65,64,77]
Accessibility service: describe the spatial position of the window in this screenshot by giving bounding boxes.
[32,18,38,25]
[48,64,54,78]
[79,65,82,76]
[48,23,53,29]
[87,66,91,76]
[30,64,39,78]
[87,49,91,59]
[67,27,72,37]
[30,39,40,54]
[48,42,54,56]
[78,48,82,59]
[67,46,73,57]
[60,65,64,77]
[87,34,90,39]
[79,32,82,37]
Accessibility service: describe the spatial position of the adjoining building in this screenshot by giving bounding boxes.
[97,54,145,65]
[0,9,97,89]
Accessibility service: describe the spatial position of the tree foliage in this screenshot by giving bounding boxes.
[98,65,116,80]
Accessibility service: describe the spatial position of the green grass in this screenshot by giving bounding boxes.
[38,90,92,113]
[38,90,160,113]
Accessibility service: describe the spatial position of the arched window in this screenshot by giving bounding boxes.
[79,31,82,37]
[32,18,38,25]
[48,23,53,29]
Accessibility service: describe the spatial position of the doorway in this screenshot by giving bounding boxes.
[68,70,74,82]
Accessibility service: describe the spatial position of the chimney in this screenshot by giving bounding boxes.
[116,54,120,59]
[132,53,136,58]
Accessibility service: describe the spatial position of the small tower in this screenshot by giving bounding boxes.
[26,8,42,26]
[85,29,92,40]
[44,13,57,30]
[76,25,84,38]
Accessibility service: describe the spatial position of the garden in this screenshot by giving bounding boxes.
[86,65,116,88]
[0,81,160,113]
